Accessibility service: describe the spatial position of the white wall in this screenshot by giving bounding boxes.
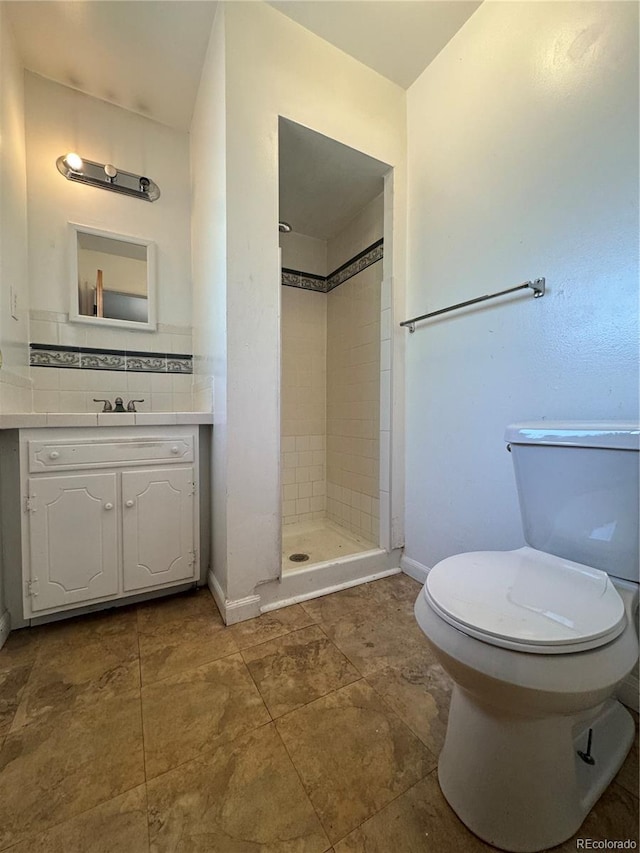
[405,1,639,570]
[0,10,22,641]
[25,73,192,332]
[201,1,406,607]
[24,74,194,412]
[190,5,228,589]
[0,6,29,642]
[0,7,30,414]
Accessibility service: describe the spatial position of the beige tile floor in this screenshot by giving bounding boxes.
[0,574,637,852]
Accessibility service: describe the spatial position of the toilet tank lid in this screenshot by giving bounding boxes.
[505,422,640,451]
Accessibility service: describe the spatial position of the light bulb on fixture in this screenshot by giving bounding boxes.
[64,152,83,172]
[56,153,160,201]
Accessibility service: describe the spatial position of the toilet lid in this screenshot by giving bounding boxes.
[424,547,626,653]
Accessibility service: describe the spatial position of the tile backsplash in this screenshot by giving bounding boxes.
[30,366,193,414]
[29,309,192,355]
[27,309,196,413]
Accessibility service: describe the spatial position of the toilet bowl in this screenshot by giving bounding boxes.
[414,423,640,852]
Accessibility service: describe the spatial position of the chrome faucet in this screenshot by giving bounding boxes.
[93,397,144,412]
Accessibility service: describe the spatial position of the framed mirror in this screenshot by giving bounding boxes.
[69,223,156,330]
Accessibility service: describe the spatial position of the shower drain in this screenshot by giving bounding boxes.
[289,553,310,563]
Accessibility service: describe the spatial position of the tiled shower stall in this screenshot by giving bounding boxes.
[280,194,382,552]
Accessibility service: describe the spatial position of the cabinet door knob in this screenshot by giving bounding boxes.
[104,502,114,511]
[171,446,179,454]
[49,451,60,460]
[125,499,134,508]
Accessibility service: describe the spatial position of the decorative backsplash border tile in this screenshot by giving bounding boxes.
[30,347,81,369]
[282,238,383,293]
[30,344,193,374]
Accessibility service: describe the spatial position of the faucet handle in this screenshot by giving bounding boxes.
[93,399,113,412]
[127,399,144,412]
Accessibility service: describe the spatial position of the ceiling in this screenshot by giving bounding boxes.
[268,1,482,89]
[5,1,481,131]
[5,1,218,130]
[279,118,389,241]
[6,1,480,238]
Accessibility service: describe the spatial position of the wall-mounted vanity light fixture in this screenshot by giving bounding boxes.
[56,153,160,202]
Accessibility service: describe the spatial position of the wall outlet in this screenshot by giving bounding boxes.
[10,286,18,321]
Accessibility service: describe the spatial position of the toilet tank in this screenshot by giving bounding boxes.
[505,423,639,581]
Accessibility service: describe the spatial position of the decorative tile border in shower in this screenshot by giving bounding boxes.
[282,238,383,293]
[30,344,193,374]
[281,269,327,293]
[326,238,384,292]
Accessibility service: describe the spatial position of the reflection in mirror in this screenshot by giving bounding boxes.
[78,233,147,321]
[69,224,156,330]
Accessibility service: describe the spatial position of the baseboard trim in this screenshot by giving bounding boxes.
[0,609,11,651]
[400,554,430,584]
[206,570,261,625]
[207,570,226,617]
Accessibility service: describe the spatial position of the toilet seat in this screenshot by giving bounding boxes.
[424,547,626,654]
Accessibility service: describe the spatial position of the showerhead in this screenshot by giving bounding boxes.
[278,221,292,233]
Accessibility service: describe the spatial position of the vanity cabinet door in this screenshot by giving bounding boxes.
[27,473,119,612]
[121,466,196,591]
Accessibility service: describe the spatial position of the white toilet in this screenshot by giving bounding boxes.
[414,422,639,853]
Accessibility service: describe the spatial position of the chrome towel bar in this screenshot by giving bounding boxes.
[400,278,545,333]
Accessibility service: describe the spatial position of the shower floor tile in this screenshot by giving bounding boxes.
[282,519,376,573]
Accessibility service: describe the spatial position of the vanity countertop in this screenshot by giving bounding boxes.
[0,412,214,429]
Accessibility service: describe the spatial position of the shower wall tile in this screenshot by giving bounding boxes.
[326,249,381,544]
[380,339,391,372]
[281,286,327,523]
[282,241,383,295]
[327,193,384,274]
[279,232,328,278]
[380,370,391,432]
[281,202,383,534]
[379,490,391,551]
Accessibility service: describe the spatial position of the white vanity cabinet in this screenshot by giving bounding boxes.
[121,466,195,592]
[18,426,200,619]
[27,471,120,611]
